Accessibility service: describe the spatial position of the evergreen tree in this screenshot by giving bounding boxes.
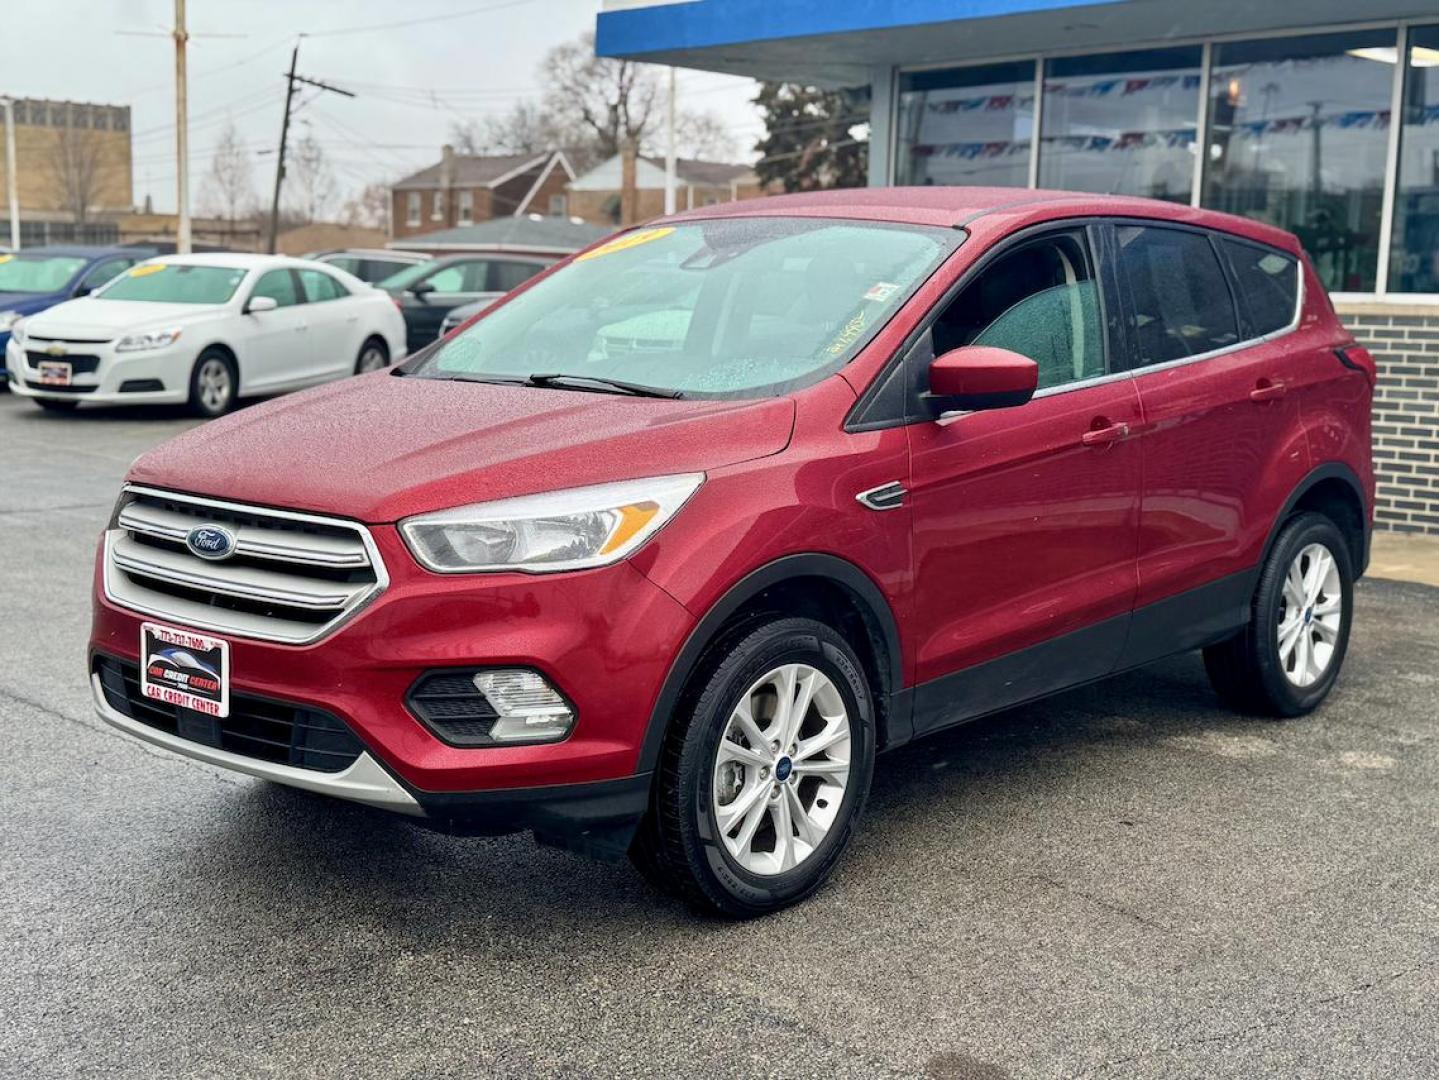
[753,83,869,192]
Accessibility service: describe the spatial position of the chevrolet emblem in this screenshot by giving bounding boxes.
[45,343,66,357]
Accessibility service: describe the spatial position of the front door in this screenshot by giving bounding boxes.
[242,269,309,392]
[903,226,1142,734]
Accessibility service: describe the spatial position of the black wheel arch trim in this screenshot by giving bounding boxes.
[634,553,905,775]
[1263,461,1370,577]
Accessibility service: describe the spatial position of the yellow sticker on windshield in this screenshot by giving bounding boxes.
[577,227,675,262]
[129,263,167,277]
[825,311,868,356]
[0,254,12,264]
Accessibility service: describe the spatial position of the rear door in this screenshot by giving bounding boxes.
[296,267,361,380]
[904,224,1142,734]
[1111,222,1304,666]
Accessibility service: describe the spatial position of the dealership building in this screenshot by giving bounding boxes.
[598,0,1439,533]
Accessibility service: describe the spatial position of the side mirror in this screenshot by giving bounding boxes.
[74,284,93,298]
[408,280,435,298]
[246,295,279,314]
[926,345,1038,412]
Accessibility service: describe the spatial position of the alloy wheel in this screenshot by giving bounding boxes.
[197,358,232,414]
[710,663,852,876]
[357,345,387,373]
[1277,542,1344,687]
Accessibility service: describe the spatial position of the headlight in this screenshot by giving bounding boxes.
[115,327,183,352]
[0,310,21,332]
[8,316,24,344]
[400,472,703,574]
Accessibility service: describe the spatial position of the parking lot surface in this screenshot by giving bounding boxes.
[1,393,1435,1080]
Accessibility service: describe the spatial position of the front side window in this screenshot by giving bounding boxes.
[931,231,1104,391]
[1219,239,1299,337]
[1391,24,1439,294]
[407,217,957,398]
[0,254,87,293]
[1202,30,1394,293]
[96,263,248,305]
[896,60,1036,189]
[250,269,300,308]
[82,258,132,292]
[1039,47,1202,203]
[1115,225,1238,365]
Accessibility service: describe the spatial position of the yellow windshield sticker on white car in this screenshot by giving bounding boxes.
[0,254,12,264]
[128,264,167,277]
[577,227,675,262]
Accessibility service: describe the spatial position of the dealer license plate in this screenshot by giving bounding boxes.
[140,622,230,719]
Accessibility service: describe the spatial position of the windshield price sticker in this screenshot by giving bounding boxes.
[128,264,168,278]
[577,227,675,262]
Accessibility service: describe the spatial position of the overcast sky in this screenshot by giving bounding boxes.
[5,0,762,215]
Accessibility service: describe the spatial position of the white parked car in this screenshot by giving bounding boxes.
[5,253,407,417]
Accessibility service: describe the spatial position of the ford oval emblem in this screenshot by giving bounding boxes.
[185,523,237,561]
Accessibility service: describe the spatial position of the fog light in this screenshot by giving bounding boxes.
[471,670,574,743]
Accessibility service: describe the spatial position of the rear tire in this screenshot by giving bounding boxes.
[354,336,389,374]
[1203,512,1353,717]
[34,398,79,412]
[630,617,876,917]
[188,349,237,418]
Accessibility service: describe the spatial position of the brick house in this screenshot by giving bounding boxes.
[389,148,575,241]
[567,151,773,226]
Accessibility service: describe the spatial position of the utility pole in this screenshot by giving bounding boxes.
[173,0,191,253]
[664,68,677,216]
[267,39,354,253]
[1,97,18,250]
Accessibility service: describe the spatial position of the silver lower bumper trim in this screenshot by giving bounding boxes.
[91,673,424,816]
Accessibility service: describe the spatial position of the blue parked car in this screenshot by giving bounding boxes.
[0,246,156,385]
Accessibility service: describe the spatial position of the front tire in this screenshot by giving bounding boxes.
[1204,512,1354,717]
[631,617,876,917]
[188,349,237,418]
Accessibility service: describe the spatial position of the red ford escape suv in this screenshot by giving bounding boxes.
[91,189,1375,916]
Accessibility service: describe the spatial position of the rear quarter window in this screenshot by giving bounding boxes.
[1218,239,1299,338]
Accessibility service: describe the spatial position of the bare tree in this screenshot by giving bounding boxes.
[49,120,108,225]
[340,182,390,231]
[285,131,338,224]
[199,122,256,223]
[541,31,656,166]
[451,102,582,158]
[673,111,735,161]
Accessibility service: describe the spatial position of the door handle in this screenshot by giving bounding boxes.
[1081,420,1129,447]
[1249,378,1287,402]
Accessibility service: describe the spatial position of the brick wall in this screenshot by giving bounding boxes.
[1337,302,1439,535]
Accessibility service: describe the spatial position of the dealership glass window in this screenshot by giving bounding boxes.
[1202,30,1396,293]
[1389,25,1439,294]
[1039,47,1202,202]
[896,60,1036,189]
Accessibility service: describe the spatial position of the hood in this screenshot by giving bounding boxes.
[24,297,223,340]
[0,291,69,316]
[128,372,797,521]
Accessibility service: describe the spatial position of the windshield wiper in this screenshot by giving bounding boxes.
[523,373,684,399]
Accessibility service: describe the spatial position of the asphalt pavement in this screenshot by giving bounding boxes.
[1,391,1435,1080]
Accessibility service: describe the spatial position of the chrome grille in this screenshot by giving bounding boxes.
[103,486,388,645]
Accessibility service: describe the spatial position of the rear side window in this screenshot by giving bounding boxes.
[489,260,544,293]
[298,269,347,302]
[1115,225,1238,365]
[1219,239,1299,338]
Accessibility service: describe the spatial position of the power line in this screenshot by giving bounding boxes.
[298,0,548,40]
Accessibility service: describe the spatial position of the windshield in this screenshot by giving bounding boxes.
[377,260,440,291]
[0,254,87,294]
[95,263,248,304]
[403,217,959,398]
